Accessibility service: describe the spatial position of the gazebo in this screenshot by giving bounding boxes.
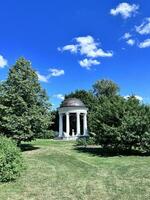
[58,98,88,140]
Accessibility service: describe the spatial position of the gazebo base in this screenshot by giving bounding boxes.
[57,135,88,141]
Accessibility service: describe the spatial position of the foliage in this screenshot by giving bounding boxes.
[76,138,88,147]
[90,95,150,153]
[0,57,52,144]
[0,136,24,182]
[76,137,96,147]
[121,97,150,152]
[64,79,150,153]
[92,79,119,98]
[50,110,59,132]
[65,89,97,111]
[37,130,57,139]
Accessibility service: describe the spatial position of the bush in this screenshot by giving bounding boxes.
[76,137,96,147]
[0,136,24,182]
[37,130,57,139]
[91,96,150,153]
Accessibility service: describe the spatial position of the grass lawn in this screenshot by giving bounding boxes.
[0,139,150,200]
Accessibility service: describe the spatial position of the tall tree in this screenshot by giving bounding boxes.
[65,89,97,110]
[93,79,119,98]
[0,57,52,144]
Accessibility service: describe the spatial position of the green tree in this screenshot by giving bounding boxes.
[65,89,96,110]
[90,95,125,148]
[90,95,150,153]
[0,57,52,144]
[93,79,119,98]
[121,96,150,152]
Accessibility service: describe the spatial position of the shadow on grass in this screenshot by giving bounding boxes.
[74,146,150,157]
[20,143,40,152]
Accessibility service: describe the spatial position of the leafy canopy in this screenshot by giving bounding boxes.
[63,79,150,153]
[0,57,52,144]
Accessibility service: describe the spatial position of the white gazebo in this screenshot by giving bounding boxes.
[58,98,88,140]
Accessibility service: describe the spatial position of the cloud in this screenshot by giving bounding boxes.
[124,95,143,101]
[136,18,150,35]
[126,39,135,46]
[135,95,143,101]
[60,40,111,69]
[110,3,139,19]
[58,36,113,58]
[49,68,65,77]
[122,33,135,46]
[76,36,113,58]
[37,68,64,83]
[79,58,100,69]
[138,39,150,48]
[36,72,49,83]
[53,94,65,100]
[0,55,8,68]
[58,35,113,69]
[58,45,78,53]
[123,32,132,39]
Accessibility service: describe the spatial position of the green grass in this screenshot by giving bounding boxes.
[0,139,150,200]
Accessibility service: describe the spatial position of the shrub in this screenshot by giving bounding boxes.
[91,96,150,153]
[0,136,24,182]
[37,130,57,139]
[76,137,96,147]
[76,138,88,147]
[86,137,96,145]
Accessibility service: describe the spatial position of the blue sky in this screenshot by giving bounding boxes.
[0,0,150,108]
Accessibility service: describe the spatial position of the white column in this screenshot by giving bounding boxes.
[59,113,63,137]
[83,113,88,136]
[76,112,80,136]
[66,112,70,137]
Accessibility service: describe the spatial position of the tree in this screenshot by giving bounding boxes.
[92,79,119,98]
[65,89,97,111]
[90,95,125,148]
[0,57,52,144]
[90,95,150,153]
[121,97,150,152]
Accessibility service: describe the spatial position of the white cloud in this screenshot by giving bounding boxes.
[110,3,139,19]
[36,72,49,83]
[124,95,143,101]
[126,39,135,46]
[37,68,64,82]
[58,35,113,59]
[79,58,100,70]
[138,39,150,48]
[58,45,78,53]
[135,95,143,101]
[123,32,132,39]
[75,36,113,58]
[58,36,113,69]
[53,94,64,100]
[0,55,8,68]
[49,68,65,77]
[136,18,150,35]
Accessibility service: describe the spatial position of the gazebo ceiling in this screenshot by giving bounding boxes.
[61,98,86,108]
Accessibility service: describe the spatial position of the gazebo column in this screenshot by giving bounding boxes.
[59,113,63,137]
[66,112,70,137]
[83,113,88,136]
[76,112,80,136]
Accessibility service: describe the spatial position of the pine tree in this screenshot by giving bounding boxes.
[0,57,52,144]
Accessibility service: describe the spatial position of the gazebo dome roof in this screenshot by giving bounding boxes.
[61,98,86,108]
